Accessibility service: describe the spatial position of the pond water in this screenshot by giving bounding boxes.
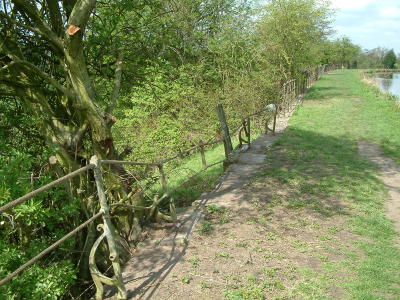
[374,73,400,99]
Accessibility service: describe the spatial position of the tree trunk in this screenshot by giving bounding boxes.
[0,0,148,277]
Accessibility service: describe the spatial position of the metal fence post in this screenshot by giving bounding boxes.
[157,163,176,223]
[90,156,127,300]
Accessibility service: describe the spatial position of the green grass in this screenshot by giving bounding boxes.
[130,134,228,211]
[254,70,400,299]
[164,141,226,206]
[149,118,267,208]
[305,70,400,162]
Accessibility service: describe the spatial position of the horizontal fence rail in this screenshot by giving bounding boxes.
[0,164,94,214]
[0,211,104,286]
[0,159,127,299]
[0,64,330,299]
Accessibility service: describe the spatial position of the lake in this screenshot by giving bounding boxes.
[374,73,400,99]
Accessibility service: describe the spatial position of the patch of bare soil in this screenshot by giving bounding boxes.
[303,98,341,107]
[143,180,358,300]
[126,140,363,299]
[351,97,364,105]
[358,141,400,238]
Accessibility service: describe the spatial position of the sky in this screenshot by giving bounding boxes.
[331,0,400,53]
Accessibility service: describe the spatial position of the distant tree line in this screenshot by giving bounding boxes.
[324,37,399,70]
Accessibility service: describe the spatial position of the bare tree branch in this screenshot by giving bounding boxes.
[68,0,96,25]
[0,90,15,97]
[0,75,38,89]
[62,0,78,20]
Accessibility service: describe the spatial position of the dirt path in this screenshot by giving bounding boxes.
[358,141,400,237]
[104,106,299,299]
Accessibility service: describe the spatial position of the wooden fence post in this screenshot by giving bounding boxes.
[216,104,233,159]
[199,140,207,169]
[292,80,296,104]
[283,84,287,116]
[246,117,251,148]
[90,156,127,300]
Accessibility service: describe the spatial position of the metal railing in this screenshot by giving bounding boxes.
[0,108,276,300]
[0,159,127,299]
[0,65,328,299]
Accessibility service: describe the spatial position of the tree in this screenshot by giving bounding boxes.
[332,37,360,69]
[383,49,397,69]
[0,0,157,279]
[257,0,333,79]
[0,0,265,279]
[357,47,390,69]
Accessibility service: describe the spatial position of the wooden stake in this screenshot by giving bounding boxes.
[199,140,207,169]
[216,104,233,159]
[246,117,251,147]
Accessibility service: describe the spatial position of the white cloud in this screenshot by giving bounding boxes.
[379,6,400,18]
[330,0,375,10]
[332,0,400,52]
[364,19,400,29]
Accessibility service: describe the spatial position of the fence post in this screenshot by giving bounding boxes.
[292,80,296,104]
[246,117,251,148]
[157,163,176,223]
[199,140,207,169]
[216,104,233,159]
[283,84,287,116]
[90,156,127,300]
